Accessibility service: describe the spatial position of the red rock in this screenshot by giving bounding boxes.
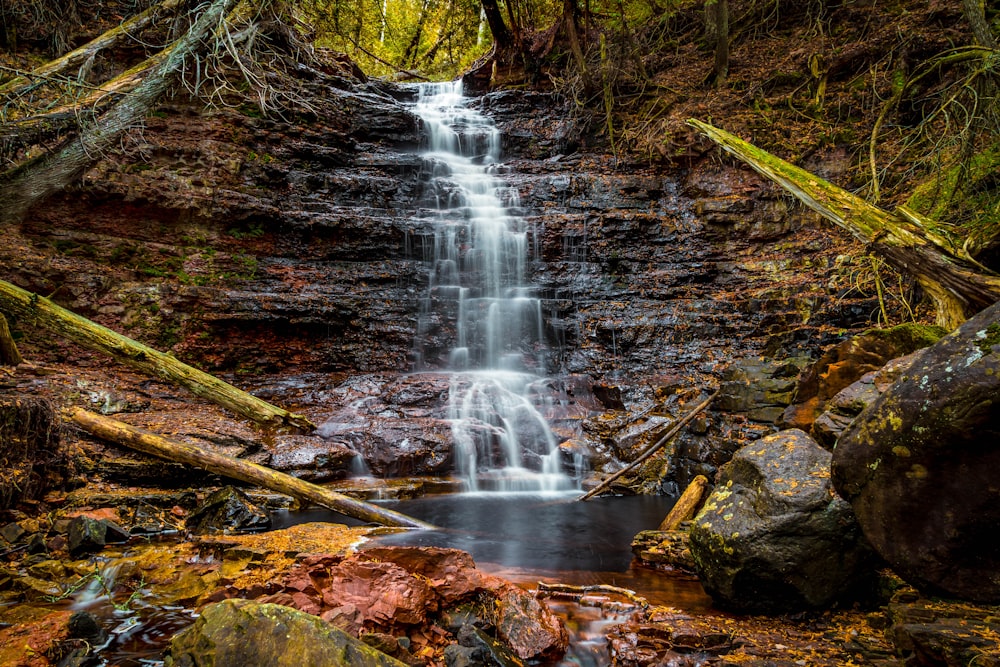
[322,560,436,627]
[356,547,493,605]
[490,583,568,661]
[290,591,322,615]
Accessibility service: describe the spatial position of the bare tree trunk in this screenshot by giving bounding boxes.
[963,0,997,48]
[66,407,434,529]
[688,119,1000,329]
[0,0,240,225]
[480,0,514,56]
[0,279,314,431]
[706,0,728,86]
[562,0,588,74]
[658,474,709,531]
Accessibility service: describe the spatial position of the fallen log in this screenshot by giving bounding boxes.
[65,407,434,530]
[657,474,709,531]
[0,279,313,431]
[687,119,1000,329]
[536,581,648,607]
[579,389,718,501]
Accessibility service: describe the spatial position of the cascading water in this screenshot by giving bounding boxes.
[409,81,574,493]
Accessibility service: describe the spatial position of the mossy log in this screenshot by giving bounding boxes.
[65,407,434,529]
[0,0,238,224]
[0,0,186,97]
[0,279,313,431]
[687,119,1000,329]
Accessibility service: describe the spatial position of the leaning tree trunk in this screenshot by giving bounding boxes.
[0,0,240,224]
[0,0,187,98]
[688,119,1000,329]
[0,279,313,431]
[66,407,433,529]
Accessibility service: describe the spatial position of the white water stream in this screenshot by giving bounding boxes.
[410,81,574,493]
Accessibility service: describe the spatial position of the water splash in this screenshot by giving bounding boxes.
[410,81,574,492]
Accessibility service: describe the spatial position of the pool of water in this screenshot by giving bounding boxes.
[274,492,712,610]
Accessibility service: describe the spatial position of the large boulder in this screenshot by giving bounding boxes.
[164,598,407,667]
[832,301,1000,603]
[690,429,876,612]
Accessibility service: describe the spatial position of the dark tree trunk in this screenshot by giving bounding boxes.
[481,0,514,55]
[963,0,997,48]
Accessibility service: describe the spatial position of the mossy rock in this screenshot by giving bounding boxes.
[164,598,407,667]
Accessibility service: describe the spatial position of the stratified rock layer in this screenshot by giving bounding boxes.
[832,301,1000,603]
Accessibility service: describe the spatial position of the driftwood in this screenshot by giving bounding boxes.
[0,0,239,224]
[657,474,708,531]
[0,279,313,431]
[579,389,719,501]
[65,407,433,530]
[0,313,21,366]
[0,0,186,98]
[687,119,1000,329]
[536,581,648,607]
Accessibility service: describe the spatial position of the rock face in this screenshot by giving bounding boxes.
[164,598,407,667]
[811,352,919,449]
[832,301,1000,603]
[690,429,876,612]
[780,323,945,434]
[1,67,888,486]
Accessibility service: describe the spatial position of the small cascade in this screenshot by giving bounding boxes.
[410,81,575,493]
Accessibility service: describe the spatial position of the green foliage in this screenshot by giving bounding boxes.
[302,0,495,78]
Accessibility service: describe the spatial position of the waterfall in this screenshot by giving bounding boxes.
[410,81,574,493]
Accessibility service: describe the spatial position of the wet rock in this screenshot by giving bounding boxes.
[832,302,1000,603]
[690,429,877,612]
[714,357,808,421]
[357,547,492,607]
[631,529,697,573]
[164,598,408,667]
[489,583,568,662]
[0,522,27,545]
[185,486,270,534]
[445,624,522,667]
[67,610,108,647]
[266,434,356,482]
[888,599,1000,667]
[67,516,129,559]
[780,323,945,432]
[811,352,919,448]
[607,606,734,666]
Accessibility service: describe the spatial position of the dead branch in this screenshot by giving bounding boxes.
[579,389,719,501]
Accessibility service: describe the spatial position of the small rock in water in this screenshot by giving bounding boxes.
[68,516,129,558]
[185,486,270,534]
